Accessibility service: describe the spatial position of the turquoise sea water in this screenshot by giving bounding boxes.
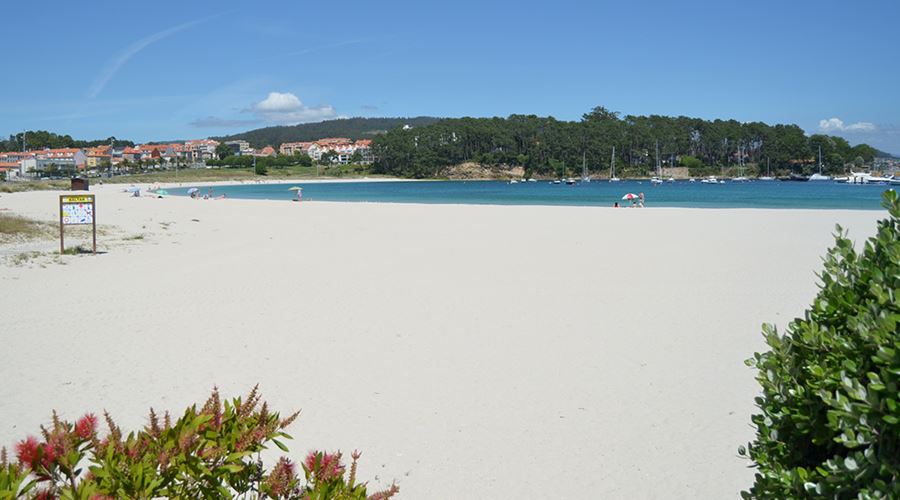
[168,180,895,210]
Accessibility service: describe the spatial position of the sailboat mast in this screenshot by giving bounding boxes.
[610,146,616,179]
[655,140,660,177]
[818,145,823,174]
[582,151,587,178]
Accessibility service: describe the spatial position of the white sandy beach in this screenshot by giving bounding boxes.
[0,184,886,498]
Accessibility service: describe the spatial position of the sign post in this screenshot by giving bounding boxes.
[59,194,96,254]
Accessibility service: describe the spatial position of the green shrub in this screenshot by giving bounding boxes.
[679,155,703,169]
[1,387,398,499]
[740,190,899,498]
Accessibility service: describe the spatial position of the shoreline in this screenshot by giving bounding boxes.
[114,180,891,212]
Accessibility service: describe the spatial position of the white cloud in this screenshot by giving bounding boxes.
[818,117,877,133]
[249,92,336,124]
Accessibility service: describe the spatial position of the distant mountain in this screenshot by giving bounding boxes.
[875,149,899,159]
[213,117,441,148]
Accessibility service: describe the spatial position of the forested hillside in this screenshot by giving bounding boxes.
[214,117,440,147]
[371,107,880,178]
[1,131,134,151]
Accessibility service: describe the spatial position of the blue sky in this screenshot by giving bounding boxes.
[2,0,899,152]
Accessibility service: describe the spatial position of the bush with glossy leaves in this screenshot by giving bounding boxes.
[740,190,899,498]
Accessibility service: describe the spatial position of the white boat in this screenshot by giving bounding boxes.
[666,177,675,182]
[688,178,696,183]
[580,151,591,183]
[650,140,664,185]
[608,146,621,182]
[552,179,561,185]
[758,157,775,180]
[889,176,900,185]
[809,146,832,181]
[566,177,577,185]
[508,179,519,184]
[846,171,891,184]
[701,176,723,184]
[733,144,750,182]
[527,178,537,182]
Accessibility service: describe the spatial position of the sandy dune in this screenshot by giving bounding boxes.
[0,185,885,498]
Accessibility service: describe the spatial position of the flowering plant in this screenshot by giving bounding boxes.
[1,387,398,499]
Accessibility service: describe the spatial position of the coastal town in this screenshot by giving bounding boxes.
[0,137,373,180]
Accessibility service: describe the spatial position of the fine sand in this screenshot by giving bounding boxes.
[0,184,886,498]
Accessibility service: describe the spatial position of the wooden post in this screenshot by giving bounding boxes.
[59,195,64,254]
[92,197,97,254]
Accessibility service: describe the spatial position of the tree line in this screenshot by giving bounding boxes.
[370,107,880,178]
[1,131,135,151]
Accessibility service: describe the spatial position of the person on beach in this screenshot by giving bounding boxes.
[614,202,619,208]
[638,192,645,208]
[297,189,303,202]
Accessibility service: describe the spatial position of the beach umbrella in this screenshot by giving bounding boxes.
[621,193,639,200]
[125,186,140,193]
[288,186,303,191]
[186,187,199,194]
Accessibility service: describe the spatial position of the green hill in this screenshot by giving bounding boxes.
[213,117,440,148]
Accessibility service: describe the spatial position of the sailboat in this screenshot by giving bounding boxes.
[608,146,621,182]
[581,151,591,183]
[758,157,775,181]
[732,144,749,182]
[650,140,663,184]
[808,145,832,181]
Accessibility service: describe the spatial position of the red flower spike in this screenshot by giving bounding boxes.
[75,413,98,439]
[15,436,39,469]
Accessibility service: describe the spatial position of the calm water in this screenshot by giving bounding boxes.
[168,180,894,210]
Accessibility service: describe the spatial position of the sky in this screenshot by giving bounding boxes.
[1,0,899,152]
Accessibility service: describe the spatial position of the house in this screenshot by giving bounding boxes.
[0,152,38,177]
[277,138,373,164]
[257,146,276,157]
[35,148,87,173]
[280,141,315,156]
[225,140,251,156]
[355,139,374,164]
[86,146,112,169]
[0,162,19,180]
[184,139,219,161]
[122,146,142,162]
